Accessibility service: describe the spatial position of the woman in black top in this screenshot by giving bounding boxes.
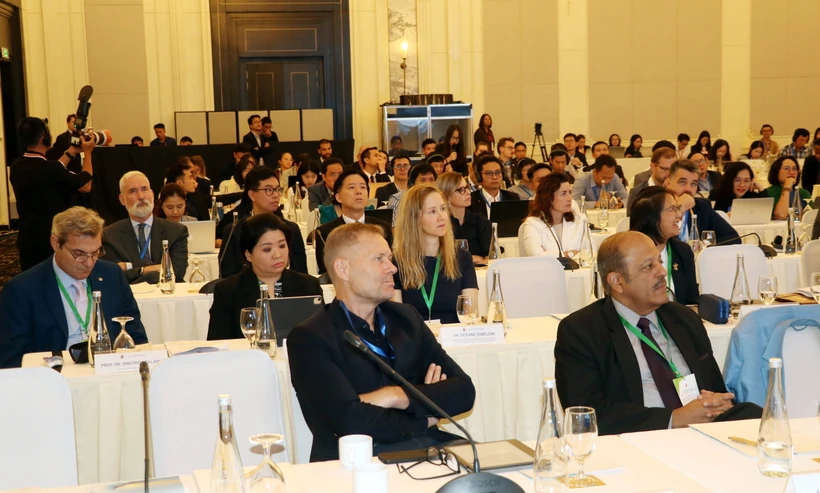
[437,171,491,262]
[208,213,322,341]
[630,186,700,305]
[438,124,468,175]
[709,139,732,172]
[393,185,478,323]
[690,130,712,156]
[708,161,766,213]
[474,113,495,150]
[623,134,643,158]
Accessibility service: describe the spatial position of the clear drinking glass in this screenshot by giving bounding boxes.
[577,249,593,268]
[701,230,716,248]
[455,239,469,252]
[189,258,207,284]
[247,433,286,493]
[111,316,135,351]
[564,406,598,488]
[240,308,262,349]
[456,295,477,325]
[758,276,778,305]
[811,272,820,303]
[598,209,609,231]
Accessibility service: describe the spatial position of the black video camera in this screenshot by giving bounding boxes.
[70,85,112,147]
[534,122,542,135]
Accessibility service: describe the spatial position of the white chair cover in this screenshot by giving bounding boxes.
[782,323,820,418]
[715,210,730,223]
[801,239,820,288]
[615,217,630,233]
[0,368,77,489]
[697,245,769,300]
[149,350,287,477]
[486,257,570,317]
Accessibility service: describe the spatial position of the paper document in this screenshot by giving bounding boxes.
[691,420,820,457]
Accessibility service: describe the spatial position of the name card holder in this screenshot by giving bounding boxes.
[94,350,168,375]
[439,323,505,348]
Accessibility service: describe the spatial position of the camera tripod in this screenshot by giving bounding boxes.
[530,124,549,162]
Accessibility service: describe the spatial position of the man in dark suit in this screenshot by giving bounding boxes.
[0,207,147,368]
[242,114,271,165]
[800,138,820,192]
[626,148,676,215]
[45,114,81,174]
[102,171,189,284]
[555,231,760,435]
[308,157,345,211]
[355,147,391,183]
[314,168,393,274]
[664,159,740,245]
[468,154,520,219]
[289,222,476,461]
[219,167,307,278]
[374,156,410,207]
[216,143,251,189]
[261,116,279,144]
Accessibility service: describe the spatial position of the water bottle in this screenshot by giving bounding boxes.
[87,291,112,368]
[689,214,702,256]
[294,181,303,210]
[210,395,246,493]
[256,284,277,359]
[729,253,751,318]
[159,239,175,294]
[791,184,803,221]
[486,269,508,331]
[488,223,501,262]
[210,196,219,222]
[757,358,792,477]
[534,379,568,492]
[785,208,796,254]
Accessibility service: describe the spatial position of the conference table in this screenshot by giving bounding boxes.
[21,315,737,484]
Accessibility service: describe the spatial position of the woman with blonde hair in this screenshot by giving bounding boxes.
[393,185,478,323]
[437,171,490,263]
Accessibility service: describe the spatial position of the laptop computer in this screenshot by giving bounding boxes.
[728,197,775,225]
[490,200,530,237]
[183,221,217,253]
[608,146,625,159]
[365,208,393,225]
[268,295,324,346]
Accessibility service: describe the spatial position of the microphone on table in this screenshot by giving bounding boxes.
[542,212,579,271]
[140,361,150,493]
[343,331,524,493]
[709,232,777,258]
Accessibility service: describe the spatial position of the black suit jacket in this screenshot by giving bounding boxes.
[467,189,520,219]
[451,210,491,257]
[802,155,820,191]
[374,183,399,207]
[314,216,393,274]
[219,210,307,278]
[308,182,332,211]
[0,257,148,368]
[288,300,476,462]
[102,217,189,284]
[668,238,699,305]
[554,298,727,435]
[690,197,739,245]
[242,131,272,162]
[208,267,322,341]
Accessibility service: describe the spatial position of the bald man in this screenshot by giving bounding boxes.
[554,232,761,435]
[287,223,475,462]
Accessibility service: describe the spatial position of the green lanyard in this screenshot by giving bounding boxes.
[665,243,673,289]
[419,255,441,321]
[618,315,682,378]
[55,275,92,336]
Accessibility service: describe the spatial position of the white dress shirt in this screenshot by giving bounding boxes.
[481,188,502,218]
[125,215,154,270]
[518,214,590,258]
[342,213,366,224]
[659,244,676,301]
[53,257,89,348]
[612,298,691,410]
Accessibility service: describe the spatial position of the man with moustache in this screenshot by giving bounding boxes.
[554,232,761,435]
[288,223,476,461]
[102,171,189,284]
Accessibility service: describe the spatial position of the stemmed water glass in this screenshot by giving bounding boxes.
[701,230,716,248]
[189,258,207,284]
[247,433,286,493]
[598,209,609,232]
[240,308,262,349]
[455,239,469,252]
[112,316,135,351]
[811,272,820,303]
[758,275,778,305]
[564,406,598,487]
[456,295,477,325]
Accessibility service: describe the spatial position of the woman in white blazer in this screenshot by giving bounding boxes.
[519,173,590,258]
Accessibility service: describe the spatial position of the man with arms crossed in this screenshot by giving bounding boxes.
[288,223,476,461]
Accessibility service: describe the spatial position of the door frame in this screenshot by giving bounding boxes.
[239,57,325,111]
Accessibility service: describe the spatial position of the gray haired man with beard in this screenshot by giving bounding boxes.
[102,171,189,284]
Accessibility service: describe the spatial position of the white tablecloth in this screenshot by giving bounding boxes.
[621,417,820,492]
[21,316,735,484]
[586,208,627,229]
[186,253,219,282]
[732,220,788,246]
[133,284,212,343]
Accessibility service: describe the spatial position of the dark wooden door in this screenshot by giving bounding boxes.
[243,59,323,111]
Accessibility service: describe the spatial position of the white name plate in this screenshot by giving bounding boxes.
[439,323,505,348]
[94,350,168,375]
[785,471,820,493]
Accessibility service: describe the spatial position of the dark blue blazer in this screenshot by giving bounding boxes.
[0,256,148,368]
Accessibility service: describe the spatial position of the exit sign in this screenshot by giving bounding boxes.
[1,48,9,59]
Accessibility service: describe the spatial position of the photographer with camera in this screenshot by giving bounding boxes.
[10,117,96,271]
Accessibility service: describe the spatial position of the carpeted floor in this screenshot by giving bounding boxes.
[0,231,20,290]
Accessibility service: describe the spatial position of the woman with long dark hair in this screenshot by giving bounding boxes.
[766,156,811,220]
[707,161,765,213]
[474,113,494,150]
[518,173,590,258]
[624,134,643,158]
[438,124,468,174]
[156,183,197,222]
[690,130,712,155]
[708,139,732,172]
[739,141,765,160]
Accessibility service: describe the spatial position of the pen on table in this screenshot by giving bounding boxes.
[728,436,757,447]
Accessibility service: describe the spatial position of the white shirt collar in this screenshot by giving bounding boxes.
[342,213,366,224]
[130,214,154,231]
[612,297,660,330]
[648,176,656,187]
[52,256,84,287]
[481,188,501,203]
